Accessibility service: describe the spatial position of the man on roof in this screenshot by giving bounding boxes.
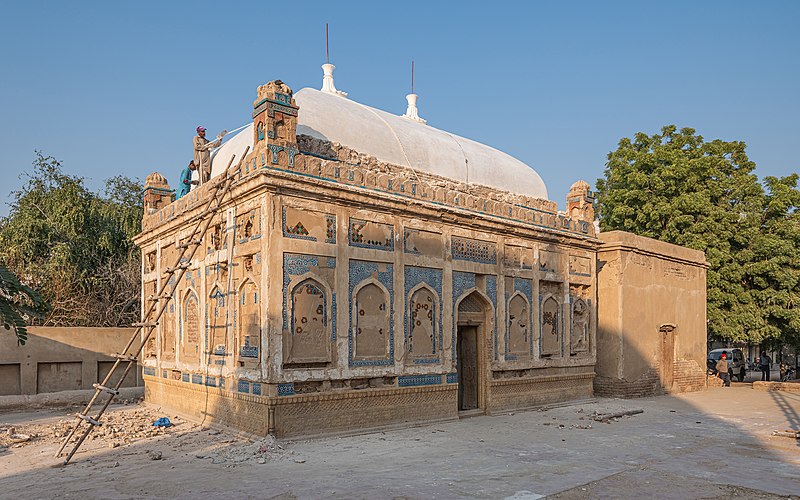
[193,126,222,184]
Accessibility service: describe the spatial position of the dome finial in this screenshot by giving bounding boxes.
[403,60,426,124]
[321,23,347,98]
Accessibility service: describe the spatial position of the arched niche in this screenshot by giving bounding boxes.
[238,279,260,362]
[161,292,177,362]
[408,284,438,358]
[570,297,590,355]
[287,277,330,364]
[352,281,390,360]
[540,294,562,357]
[507,292,530,356]
[181,289,201,363]
[208,284,228,357]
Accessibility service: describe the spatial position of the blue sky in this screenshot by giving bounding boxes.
[1,1,798,216]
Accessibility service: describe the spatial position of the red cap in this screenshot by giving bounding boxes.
[196,126,206,133]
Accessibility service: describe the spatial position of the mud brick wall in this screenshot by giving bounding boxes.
[596,231,707,397]
[672,358,707,393]
[594,368,661,398]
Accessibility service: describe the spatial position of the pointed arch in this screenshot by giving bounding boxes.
[286,275,331,364]
[207,282,229,357]
[407,282,440,358]
[570,296,590,354]
[351,278,391,361]
[237,278,260,361]
[181,288,201,363]
[507,291,530,356]
[540,293,562,357]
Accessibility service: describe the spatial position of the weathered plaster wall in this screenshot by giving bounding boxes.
[132,81,605,436]
[0,327,142,396]
[596,231,707,397]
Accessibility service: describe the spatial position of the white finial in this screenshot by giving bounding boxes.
[403,93,426,124]
[321,63,347,97]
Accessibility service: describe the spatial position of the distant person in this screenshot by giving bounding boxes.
[759,351,772,381]
[193,126,221,184]
[716,351,731,387]
[177,161,198,199]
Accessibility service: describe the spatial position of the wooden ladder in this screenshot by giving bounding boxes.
[56,146,249,465]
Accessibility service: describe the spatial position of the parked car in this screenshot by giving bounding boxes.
[707,348,747,382]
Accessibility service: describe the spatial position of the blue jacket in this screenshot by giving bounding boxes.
[177,167,193,199]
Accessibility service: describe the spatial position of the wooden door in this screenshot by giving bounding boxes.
[660,327,675,390]
[457,326,478,411]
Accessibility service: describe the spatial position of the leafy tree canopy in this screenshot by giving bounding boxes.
[0,263,49,344]
[596,126,800,348]
[0,152,143,330]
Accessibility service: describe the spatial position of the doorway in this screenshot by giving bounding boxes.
[457,326,479,411]
[659,324,676,391]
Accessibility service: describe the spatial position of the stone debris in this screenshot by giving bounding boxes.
[202,434,294,465]
[147,450,163,460]
[590,409,644,423]
[771,430,800,439]
[0,405,191,450]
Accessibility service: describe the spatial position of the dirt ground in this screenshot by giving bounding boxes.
[0,384,798,499]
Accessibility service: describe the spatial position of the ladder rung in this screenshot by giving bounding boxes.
[77,414,102,427]
[179,239,202,249]
[93,383,119,396]
[112,353,137,361]
[166,262,191,273]
[132,321,158,328]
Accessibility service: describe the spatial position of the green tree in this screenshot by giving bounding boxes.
[744,175,800,349]
[595,126,771,344]
[0,152,143,328]
[0,264,49,344]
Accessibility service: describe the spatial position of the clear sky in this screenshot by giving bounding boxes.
[1,1,798,216]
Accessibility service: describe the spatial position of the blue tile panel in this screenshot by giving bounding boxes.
[348,260,394,366]
[161,369,168,379]
[398,374,442,387]
[191,374,203,385]
[143,366,156,377]
[251,382,262,396]
[282,253,336,340]
[506,277,534,357]
[277,383,295,396]
[486,275,498,361]
[403,266,443,363]
[348,218,394,251]
[237,380,250,394]
[205,376,217,387]
[452,237,497,264]
[181,372,190,383]
[452,271,477,361]
[446,372,459,384]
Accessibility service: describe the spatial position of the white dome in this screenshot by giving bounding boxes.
[211,88,548,200]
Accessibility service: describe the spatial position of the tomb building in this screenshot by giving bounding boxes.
[134,68,707,438]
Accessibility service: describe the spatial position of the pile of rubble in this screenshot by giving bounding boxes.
[0,405,193,450]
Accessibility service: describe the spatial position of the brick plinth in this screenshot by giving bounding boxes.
[145,375,458,438]
[489,372,594,411]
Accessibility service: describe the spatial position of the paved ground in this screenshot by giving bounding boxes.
[1,383,798,499]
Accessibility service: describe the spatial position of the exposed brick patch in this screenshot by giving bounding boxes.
[672,358,706,393]
[594,368,661,398]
